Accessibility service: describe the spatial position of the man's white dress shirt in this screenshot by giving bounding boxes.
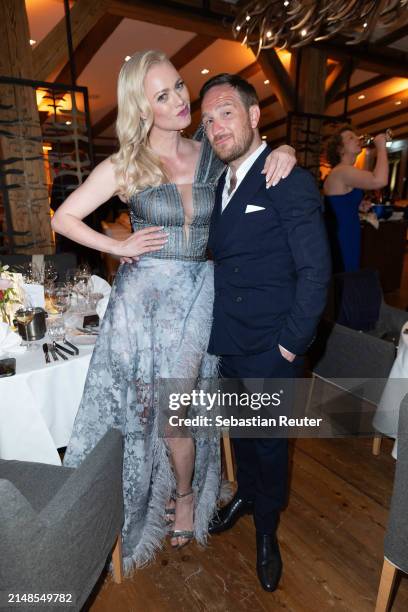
[221,142,267,212]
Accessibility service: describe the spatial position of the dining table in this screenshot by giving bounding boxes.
[0,327,95,466]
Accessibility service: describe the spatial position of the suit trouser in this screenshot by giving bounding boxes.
[219,345,304,534]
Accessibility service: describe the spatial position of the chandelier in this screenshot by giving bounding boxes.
[233,0,408,53]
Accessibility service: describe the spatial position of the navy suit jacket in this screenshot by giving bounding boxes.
[207,146,331,356]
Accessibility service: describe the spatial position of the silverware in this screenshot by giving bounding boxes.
[48,343,59,361]
[54,341,75,356]
[52,341,68,360]
[75,327,99,335]
[63,337,79,355]
[42,343,50,364]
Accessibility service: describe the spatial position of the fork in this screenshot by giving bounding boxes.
[48,343,59,361]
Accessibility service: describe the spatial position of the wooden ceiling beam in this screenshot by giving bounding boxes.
[92,33,215,137]
[365,119,408,134]
[92,107,118,139]
[32,0,109,82]
[171,34,215,70]
[239,61,261,81]
[345,87,408,118]
[331,74,392,105]
[313,40,408,78]
[325,61,353,109]
[388,129,408,140]
[260,94,278,110]
[356,107,407,130]
[55,13,123,83]
[108,0,234,40]
[374,22,408,47]
[259,117,287,134]
[257,49,295,112]
[190,60,262,115]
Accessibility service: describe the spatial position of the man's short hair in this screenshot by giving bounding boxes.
[199,73,259,110]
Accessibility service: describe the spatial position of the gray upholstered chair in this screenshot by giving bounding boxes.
[307,319,398,439]
[0,429,124,612]
[375,394,408,612]
[310,269,407,448]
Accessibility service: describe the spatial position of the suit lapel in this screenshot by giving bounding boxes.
[208,168,226,251]
[216,145,271,239]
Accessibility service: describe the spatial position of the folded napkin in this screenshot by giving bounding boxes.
[0,321,26,356]
[91,275,111,320]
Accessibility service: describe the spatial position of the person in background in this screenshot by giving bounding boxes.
[324,125,389,272]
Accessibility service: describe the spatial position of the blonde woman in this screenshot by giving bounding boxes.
[53,50,296,572]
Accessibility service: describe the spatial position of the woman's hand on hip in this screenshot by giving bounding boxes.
[112,226,168,262]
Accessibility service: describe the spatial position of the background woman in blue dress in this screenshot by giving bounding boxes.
[51,50,296,572]
[324,125,389,272]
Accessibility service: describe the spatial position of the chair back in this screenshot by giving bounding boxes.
[310,320,396,380]
[0,429,123,611]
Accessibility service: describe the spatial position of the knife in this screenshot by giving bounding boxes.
[63,338,79,355]
[76,327,99,335]
[54,341,75,356]
[42,343,50,364]
[49,344,59,361]
[53,342,68,360]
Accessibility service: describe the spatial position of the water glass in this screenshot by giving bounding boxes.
[50,282,71,316]
[47,316,65,342]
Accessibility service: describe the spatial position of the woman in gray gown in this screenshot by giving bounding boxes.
[52,49,295,573]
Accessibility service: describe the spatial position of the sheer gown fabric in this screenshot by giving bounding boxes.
[63,136,225,572]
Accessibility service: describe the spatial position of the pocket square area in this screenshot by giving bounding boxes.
[245,204,266,213]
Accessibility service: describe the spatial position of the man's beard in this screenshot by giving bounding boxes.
[214,122,254,163]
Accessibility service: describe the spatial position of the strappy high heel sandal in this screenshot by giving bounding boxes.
[169,489,194,550]
[164,494,176,526]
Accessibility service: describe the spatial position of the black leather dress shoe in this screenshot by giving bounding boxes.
[256,533,282,592]
[209,495,254,534]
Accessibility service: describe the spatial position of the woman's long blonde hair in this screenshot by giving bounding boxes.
[111,50,169,200]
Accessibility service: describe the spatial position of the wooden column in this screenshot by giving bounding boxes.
[0,0,53,253]
[396,146,408,199]
[291,47,327,177]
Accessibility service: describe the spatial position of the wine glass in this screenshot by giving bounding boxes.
[50,282,71,318]
[44,280,57,314]
[15,306,36,350]
[73,266,92,312]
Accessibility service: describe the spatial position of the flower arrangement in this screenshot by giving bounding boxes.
[0,264,19,325]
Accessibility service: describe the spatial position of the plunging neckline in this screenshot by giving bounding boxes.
[162,140,205,242]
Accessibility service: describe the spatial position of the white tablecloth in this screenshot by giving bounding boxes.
[373,320,408,458]
[0,341,93,465]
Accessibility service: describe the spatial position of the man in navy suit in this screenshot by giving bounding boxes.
[200,74,331,592]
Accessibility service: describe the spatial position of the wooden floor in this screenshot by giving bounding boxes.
[85,437,408,612]
[87,254,408,612]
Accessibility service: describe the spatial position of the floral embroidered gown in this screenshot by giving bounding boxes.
[63,135,224,573]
